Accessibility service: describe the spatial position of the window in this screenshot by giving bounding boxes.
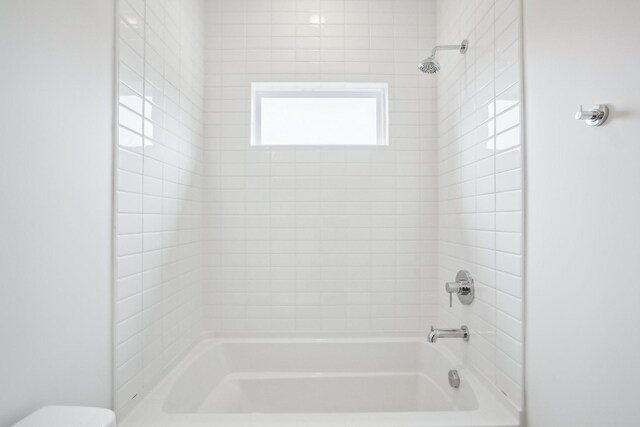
[251,82,388,146]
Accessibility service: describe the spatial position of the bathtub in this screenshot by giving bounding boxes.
[120,338,520,427]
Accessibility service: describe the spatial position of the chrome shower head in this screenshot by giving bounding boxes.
[419,57,440,74]
[418,39,468,74]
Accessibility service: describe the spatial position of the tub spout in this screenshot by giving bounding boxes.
[428,325,469,343]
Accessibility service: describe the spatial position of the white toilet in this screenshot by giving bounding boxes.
[12,406,116,427]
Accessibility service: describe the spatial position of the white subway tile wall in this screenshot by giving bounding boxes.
[113,0,524,416]
[435,0,523,410]
[115,0,204,415]
[203,0,439,335]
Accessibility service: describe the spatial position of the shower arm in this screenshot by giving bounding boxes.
[430,44,465,57]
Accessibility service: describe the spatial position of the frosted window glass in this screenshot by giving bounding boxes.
[251,83,388,146]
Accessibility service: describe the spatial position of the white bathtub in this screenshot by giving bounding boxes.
[120,338,520,427]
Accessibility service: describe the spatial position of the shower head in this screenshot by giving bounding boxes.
[419,57,440,74]
[418,39,468,74]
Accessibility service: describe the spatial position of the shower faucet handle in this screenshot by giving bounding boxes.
[445,270,475,308]
[445,281,462,307]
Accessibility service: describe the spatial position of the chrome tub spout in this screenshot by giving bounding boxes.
[428,325,469,343]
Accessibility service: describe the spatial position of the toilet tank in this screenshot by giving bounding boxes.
[12,406,116,427]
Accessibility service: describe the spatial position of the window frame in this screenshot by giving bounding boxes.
[250,82,389,147]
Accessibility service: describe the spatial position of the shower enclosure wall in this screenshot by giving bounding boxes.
[202,0,439,336]
[113,0,523,421]
[437,0,523,410]
[114,0,205,414]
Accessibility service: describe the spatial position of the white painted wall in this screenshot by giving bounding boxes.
[0,1,115,426]
[524,1,640,426]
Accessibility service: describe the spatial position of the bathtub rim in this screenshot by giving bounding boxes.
[119,335,522,427]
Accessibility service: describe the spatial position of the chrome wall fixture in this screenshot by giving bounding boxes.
[445,270,475,307]
[428,325,470,343]
[575,104,609,126]
[418,40,469,74]
[448,370,461,388]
